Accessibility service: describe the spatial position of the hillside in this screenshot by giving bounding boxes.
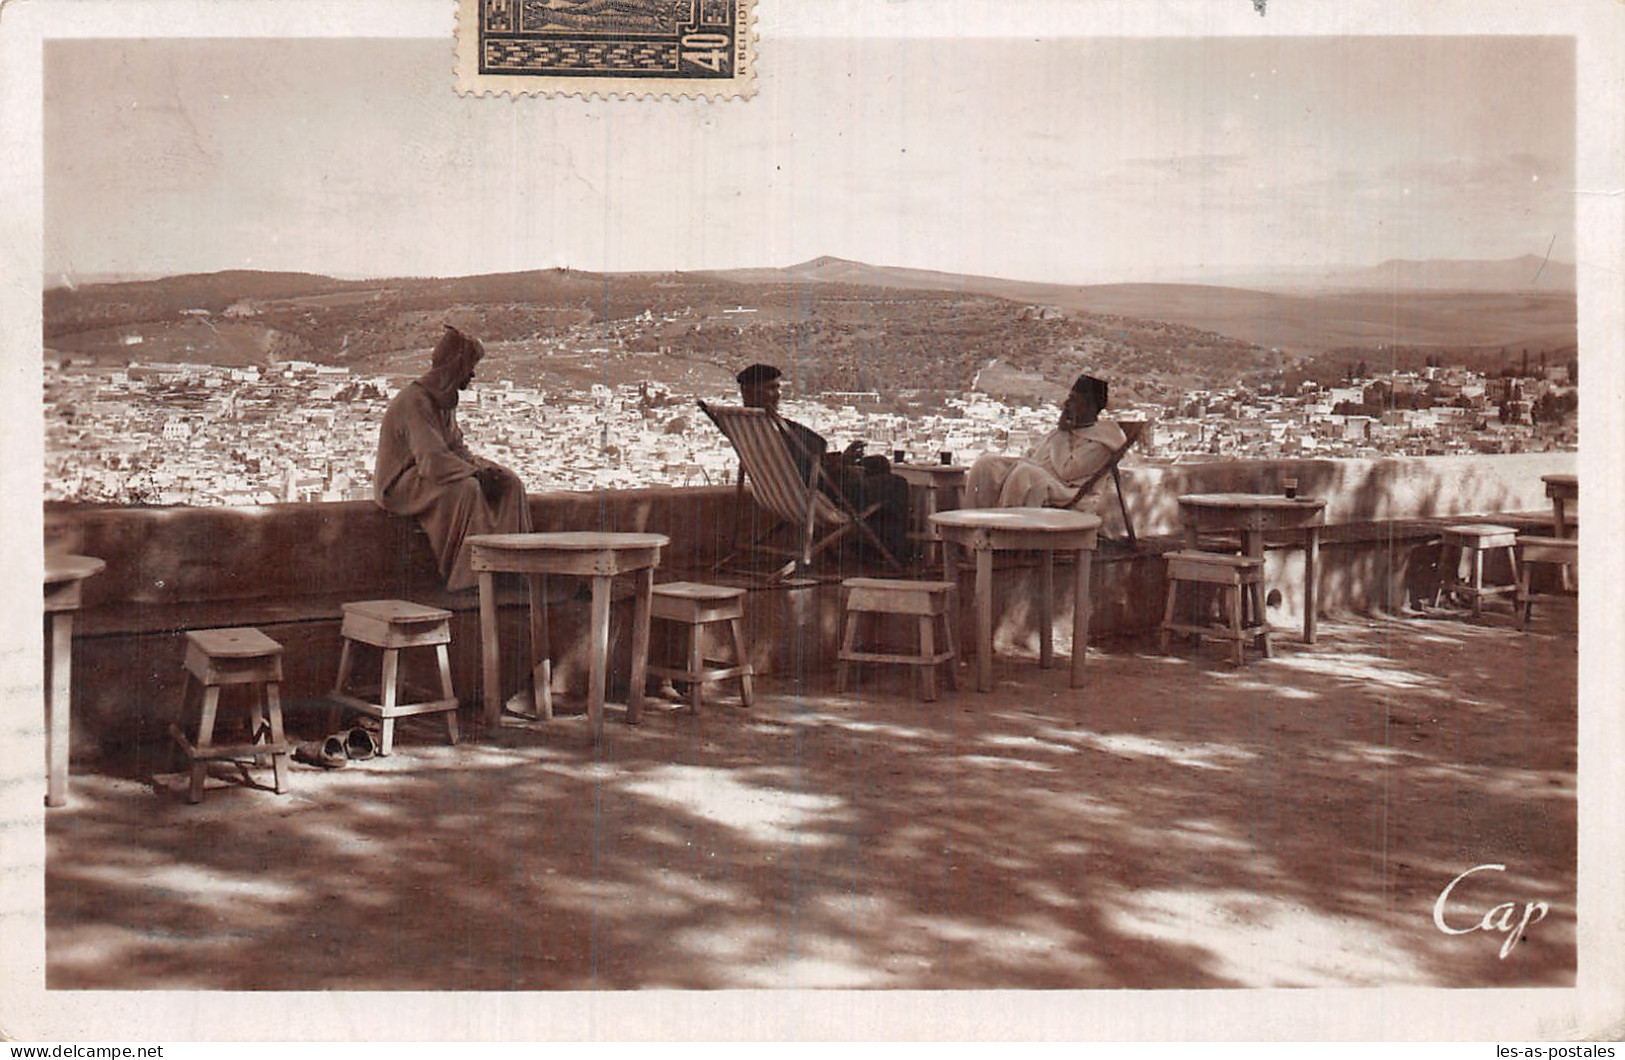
[43,259,1577,409]
[44,267,1284,404]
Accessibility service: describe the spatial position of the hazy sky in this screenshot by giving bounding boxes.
[43,34,1574,285]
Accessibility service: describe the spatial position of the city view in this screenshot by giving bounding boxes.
[43,266,1577,507]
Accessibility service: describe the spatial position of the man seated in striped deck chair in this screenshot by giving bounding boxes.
[735,363,912,565]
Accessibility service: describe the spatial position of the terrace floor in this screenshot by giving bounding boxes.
[45,601,1577,992]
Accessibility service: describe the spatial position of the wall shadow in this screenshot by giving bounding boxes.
[47,608,1576,990]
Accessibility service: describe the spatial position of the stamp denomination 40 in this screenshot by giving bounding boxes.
[456,0,757,100]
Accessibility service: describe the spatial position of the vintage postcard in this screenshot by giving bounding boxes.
[454,0,757,98]
[2,0,1623,1045]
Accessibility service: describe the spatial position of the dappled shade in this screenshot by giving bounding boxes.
[47,606,1576,990]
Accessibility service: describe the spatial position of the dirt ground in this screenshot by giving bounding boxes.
[45,607,1577,992]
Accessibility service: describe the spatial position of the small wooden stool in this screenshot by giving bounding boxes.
[1435,524,1520,617]
[1159,551,1271,665]
[836,578,958,701]
[329,599,460,755]
[1515,535,1578,629]
[648,582,755,711]
[169,627,292,804]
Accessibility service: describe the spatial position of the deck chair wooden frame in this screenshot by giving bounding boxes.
[1050,419,1144,547]
[698,401,904,577]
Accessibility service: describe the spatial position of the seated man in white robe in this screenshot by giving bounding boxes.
[965,373,1127,513]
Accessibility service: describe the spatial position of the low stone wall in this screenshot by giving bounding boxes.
[44,487,747,763]
[1111,450,1574,538]
[45,487,744,622]
[43,452,1574,765]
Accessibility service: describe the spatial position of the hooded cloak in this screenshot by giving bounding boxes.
[374,326,531,590]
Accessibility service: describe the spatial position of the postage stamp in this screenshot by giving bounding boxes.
[455,0,756,99]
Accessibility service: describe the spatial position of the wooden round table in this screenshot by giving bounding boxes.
[469,532,669,741]
[1176,493,1327,643]
[930,508,1101,693]
[895,463,967,565]
[44,554,105,807]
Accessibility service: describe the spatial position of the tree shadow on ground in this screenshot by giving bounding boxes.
[46,603,1576,990]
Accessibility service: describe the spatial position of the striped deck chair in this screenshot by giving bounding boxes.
[698,401,904,577]
[1049,419,1144,547]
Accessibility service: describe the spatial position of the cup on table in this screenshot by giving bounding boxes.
[893,449,907,465]
[1283,477,1299,499]
[939,451,953,466]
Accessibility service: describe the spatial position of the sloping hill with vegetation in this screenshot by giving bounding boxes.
[45,259,1576,411]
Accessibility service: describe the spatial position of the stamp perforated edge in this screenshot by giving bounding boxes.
[453,0,758,101]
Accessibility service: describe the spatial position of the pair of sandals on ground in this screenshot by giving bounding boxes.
[293,719,380,770]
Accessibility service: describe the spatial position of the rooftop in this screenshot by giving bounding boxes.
[45,608,1576,994]
[15,453,1615,1040]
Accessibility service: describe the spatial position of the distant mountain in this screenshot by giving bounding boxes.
[46,272,157,290]
[724,253,1579,296]
[713,256,1014,296]
[45,269,367,311]
[1318,254,1576,292]
[708,257,1577,355]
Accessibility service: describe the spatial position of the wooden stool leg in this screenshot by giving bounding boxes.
[329,637,355,731]
[189,683,221,805]
[1251,578,1272,658]
[170,672,196,775]
[687,621,705,713]
[836,609,860,692]
[1505,546,1520,613]
[1228,585,1245,666]
[1517,555,1533,629]
[1160,578,1178,654]
[265,681,289,795]
[248,682,269,767]
[1187,562,1204,636]
[729,617,754,707]
[939,611,958,692]
[378,647,399,756]
[437,643,460,745]
[919,614,937,702]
